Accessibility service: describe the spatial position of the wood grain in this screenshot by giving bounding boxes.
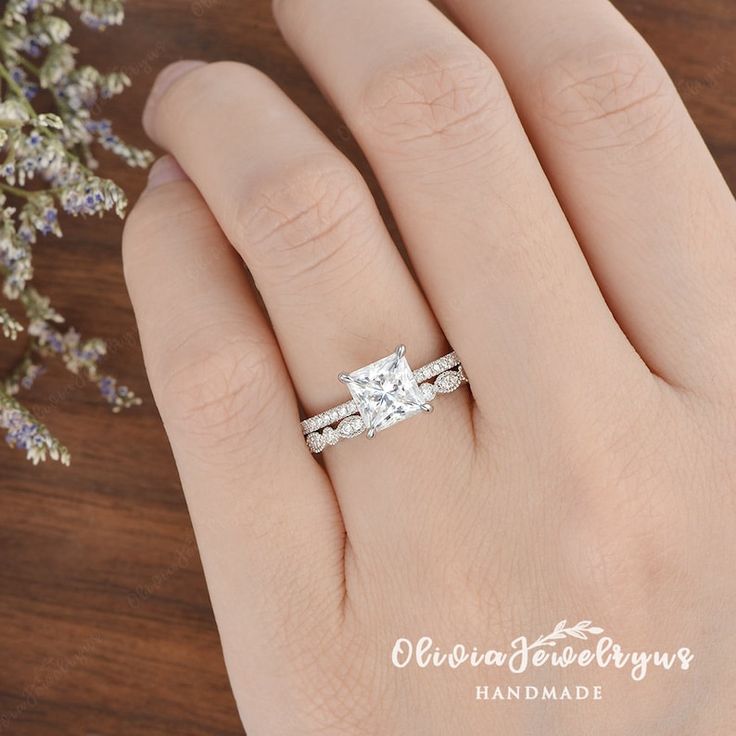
[0,1,733,733]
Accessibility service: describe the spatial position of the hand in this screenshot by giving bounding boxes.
[122,0,736,733]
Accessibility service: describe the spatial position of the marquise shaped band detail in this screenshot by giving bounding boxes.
[302,346,468,454]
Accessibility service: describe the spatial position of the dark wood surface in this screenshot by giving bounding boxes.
[0,1,733,734]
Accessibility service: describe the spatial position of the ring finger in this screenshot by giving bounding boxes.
[142,60,473,552]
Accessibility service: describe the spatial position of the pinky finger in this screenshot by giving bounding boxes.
[123,156,346,726]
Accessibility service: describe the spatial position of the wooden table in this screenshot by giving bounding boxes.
[0,1,733,733]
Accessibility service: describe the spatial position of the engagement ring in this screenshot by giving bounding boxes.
[302,346,468,453]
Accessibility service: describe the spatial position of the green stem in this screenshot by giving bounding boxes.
[14,55,40,78]
[16,53,70,117]
[0,61,37,119]
[0,182,31,198]
[0,182,61,199]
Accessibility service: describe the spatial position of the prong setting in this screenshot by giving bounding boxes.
[342,348,425,436]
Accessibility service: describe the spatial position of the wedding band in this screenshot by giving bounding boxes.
[302,346,468,454]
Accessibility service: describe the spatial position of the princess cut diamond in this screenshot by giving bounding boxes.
[343,348,426,435]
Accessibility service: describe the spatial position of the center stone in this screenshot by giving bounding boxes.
[345,349,425,434]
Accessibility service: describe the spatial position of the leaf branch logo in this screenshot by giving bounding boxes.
[529,619,604,648]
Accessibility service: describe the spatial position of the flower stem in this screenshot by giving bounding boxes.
[0,61,37,119]
[0,182,32,198]
[14,55,40,78]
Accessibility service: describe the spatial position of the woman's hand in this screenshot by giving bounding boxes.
[122,0,736,733]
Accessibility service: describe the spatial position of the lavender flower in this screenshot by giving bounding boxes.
[0,393,70,465]
[1,0,151,464]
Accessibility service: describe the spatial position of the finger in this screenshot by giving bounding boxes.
[443,0,736,392]
[273,0,648,422]
[122,157,345,720]
[141,62,474,551]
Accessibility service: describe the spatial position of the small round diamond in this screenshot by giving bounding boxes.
[323,427,339,445]
[306,432,326,454]
[337,415,365,438]
[435,370,462,393]
[420,382,437,402]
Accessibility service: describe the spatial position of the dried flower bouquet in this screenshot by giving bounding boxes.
[0,0,152,464]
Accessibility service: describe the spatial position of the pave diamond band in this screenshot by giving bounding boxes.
[302,348,467,454]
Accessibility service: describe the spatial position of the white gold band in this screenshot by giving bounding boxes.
[302,349,468,454]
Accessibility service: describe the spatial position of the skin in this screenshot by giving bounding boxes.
[122,0,736,733]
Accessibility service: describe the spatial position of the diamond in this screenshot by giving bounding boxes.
[435,370,462,394]
[337,415,365,438]
[323,427,339,445]
[420,382,437,402]
[343,348,426,434]
[306,432,326,454]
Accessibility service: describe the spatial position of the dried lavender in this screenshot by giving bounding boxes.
[0,0,153,465]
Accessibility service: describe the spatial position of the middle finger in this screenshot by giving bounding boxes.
[274,0,648,421]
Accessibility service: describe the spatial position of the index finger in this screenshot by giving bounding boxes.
[123,158,347,725]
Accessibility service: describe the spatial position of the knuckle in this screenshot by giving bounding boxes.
[154,331,281,444]
[537,40,678,151]
[233,155,377,285]
[570,500,689,613]
[361,45,508,154]
[559,442,690,611]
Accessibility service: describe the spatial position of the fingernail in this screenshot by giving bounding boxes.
[143,60,207,138]
[144,155,188,192]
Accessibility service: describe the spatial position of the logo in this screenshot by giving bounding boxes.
[391,619,694,700]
